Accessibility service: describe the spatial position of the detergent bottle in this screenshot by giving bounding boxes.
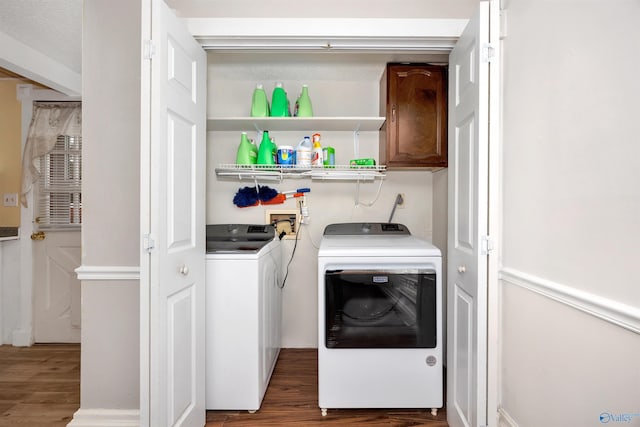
[296,136,312,167]
[311,133,324,166]
[235,131,258,165]
[270,82,289,117]
[295,84,313,117]
[257,130,276,165]
[250,84,269,117]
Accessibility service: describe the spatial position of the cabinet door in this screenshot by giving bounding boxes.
[381,64,448,168]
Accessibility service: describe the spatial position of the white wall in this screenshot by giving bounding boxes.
[499,1,640,426]
[77,0,141,415]
[82,3,142,268]
[80,281,140,408]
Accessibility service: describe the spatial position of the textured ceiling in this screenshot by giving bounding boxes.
[0,0,82,73]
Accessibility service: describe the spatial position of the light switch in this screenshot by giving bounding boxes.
[3,193,18,207]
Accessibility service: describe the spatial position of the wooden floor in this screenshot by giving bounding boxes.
[0,344,80,427]
[207,349,448,426]
[0,345,447,426]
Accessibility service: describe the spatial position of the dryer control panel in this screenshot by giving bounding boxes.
[323,222,411,236]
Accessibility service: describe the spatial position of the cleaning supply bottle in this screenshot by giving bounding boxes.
[270,82,289,117]
[257,130,276,165]
[270,136,278,164]
[311,133,324,166]
[235,131,258,165]
[295,84,313,117]
[296,136,312,167]
[250,84,269,117]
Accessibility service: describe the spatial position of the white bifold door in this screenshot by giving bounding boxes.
[141,0,207,425]
[447,1,499,427]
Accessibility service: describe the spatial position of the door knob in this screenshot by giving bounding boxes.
[31,231,46,241]
[458,265,466,274]
[179,265,189,276]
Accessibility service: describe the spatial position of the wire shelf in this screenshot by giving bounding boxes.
[214,164,386,181]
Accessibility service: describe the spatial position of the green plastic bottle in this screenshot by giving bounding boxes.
[235,132,257,165]
[270,82,288,117]
[295,84,313,117]
[257,130,276,165]
[251,84,269,117]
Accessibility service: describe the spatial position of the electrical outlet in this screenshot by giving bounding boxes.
[397,193,405,209]
[266,209,301,240]
[3,193,18,207]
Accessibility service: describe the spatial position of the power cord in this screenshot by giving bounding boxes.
[279,200,304,289]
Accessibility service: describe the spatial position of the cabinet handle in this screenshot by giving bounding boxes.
[391,105,396,123]
[458,265,466,274]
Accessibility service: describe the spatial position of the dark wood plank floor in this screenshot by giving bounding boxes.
[0,345,446,426]
[207,349,448,426]
[0,344,80,427]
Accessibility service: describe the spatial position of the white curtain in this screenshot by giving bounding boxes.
[20,102,82,207]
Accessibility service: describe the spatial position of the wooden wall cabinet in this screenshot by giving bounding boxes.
[380,63,448,169]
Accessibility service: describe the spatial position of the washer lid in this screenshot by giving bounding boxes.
[206,223,275,253]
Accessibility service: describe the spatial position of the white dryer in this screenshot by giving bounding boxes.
[317,222,442,416]
[205,224,282,411]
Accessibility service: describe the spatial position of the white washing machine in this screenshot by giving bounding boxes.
[205,224,282,411]
[317,222,442,416]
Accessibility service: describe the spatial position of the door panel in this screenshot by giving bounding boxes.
[447,2,491,427]
[167,112,196,251]
[453,284,473,423]
[33,230,81,343]
[168,286,197,424]
[147,0,206,425]
[455,115,475,253]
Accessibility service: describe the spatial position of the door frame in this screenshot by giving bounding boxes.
[139,1,152,426]
[485,1,502,424]
[141,9,501,427]
[14,85,81,347]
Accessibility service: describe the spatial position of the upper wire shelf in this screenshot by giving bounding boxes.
[214,164,386,181]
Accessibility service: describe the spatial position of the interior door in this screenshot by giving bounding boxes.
[447,2,495,427]
[144,0,207,425]
[33,229,81,343]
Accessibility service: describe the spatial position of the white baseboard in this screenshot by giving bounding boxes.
[500,268,640,335]
[498,407,519,427]
[67,409,139,427]
[11,328,33,347]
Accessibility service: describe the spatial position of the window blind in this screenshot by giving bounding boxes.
[36,135,82,228]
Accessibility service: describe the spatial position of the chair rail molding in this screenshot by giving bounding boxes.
[75,265,141,281]
[500,267,640,335]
